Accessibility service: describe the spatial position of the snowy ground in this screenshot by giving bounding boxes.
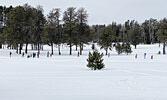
[0,44,167,100]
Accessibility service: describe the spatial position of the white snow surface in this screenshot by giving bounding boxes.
[0,44,167,100]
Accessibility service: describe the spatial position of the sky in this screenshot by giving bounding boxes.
[1,0,167,25]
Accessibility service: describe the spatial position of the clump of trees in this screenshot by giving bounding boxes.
[0,4,167,55]
[115,42,132,55]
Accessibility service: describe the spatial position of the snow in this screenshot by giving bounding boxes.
[0,44,167,100]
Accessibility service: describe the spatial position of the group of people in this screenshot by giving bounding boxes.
[9,51,154,59]
[47,51,53,57]
[27,52,40,58]
[135,53,154,59]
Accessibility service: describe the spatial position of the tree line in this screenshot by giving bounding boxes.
[0,4,167,55]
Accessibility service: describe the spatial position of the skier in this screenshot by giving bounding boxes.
[33,52,36,58]
[151,55,153,59]
[78,51,80,57]
[144,53,146,59]
[108,53,110,57]
[37,52,39,58]
[47,51,50,57]
[22,52,24,57]
[10,52,12,57]
[135,54,137,59]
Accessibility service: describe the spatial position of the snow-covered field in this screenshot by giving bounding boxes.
[0,44,167,100]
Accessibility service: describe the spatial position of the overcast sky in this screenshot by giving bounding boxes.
[1,0,167,25]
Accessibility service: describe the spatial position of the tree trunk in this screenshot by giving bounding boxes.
[25,43,28,54]
[31,44,33,50]
[58,44,61,55]
[76,44,77,51]
[19,44,22,54]
[37,43,40,53]
[41,45,43,51]
[81,44,83,50]
[135,45,136,49]
[0,44,2,49]
[163,42,166,55]
[51,43,53,55]
[80,42,82,55]
[159,42,160,47]
[105,48,108,55]
[16,44,18,54]
[70,43,72,55]
[94,67,96,70]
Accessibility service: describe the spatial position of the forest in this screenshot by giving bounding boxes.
[0,4,167,55]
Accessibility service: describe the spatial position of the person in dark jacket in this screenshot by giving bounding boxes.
[22,52,24,57]
[10,52,12,57]
[33,52,36,58]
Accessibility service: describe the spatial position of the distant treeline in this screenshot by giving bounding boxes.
[0,4,167,55]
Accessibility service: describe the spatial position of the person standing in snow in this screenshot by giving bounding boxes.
[33,52,36,58]
[22,52,24,57]
[144,53,146,59]
[10,52,12,57]
[78,51,80,57]
[47,51,50,57]
[108,53,110,57]
[37,52,39,58]
[151,55,153,59]
[135,54,137,58]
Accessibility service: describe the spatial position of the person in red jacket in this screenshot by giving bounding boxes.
[135,54,137,59]
[78,51,80,57]
[37,52,39,58]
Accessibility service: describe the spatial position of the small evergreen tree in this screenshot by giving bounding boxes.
[124,42,132,55]
[87,50,105,70]
[115,43,122,55]
[121,42,125,52]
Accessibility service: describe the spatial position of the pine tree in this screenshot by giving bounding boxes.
[45,8,61,55]
[129,21,142,49]
[99,25,113,55]
[76,7,89,55]
[157,18,167,54]
[87,50,105,70]
[63,7,77,55]
[124,42,132,55]
[115,43,122,55]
